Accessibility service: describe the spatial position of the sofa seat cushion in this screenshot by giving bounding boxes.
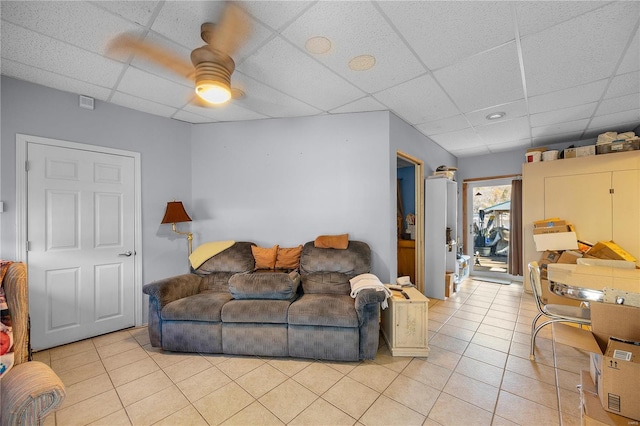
[301,272,350,295]
[222,299,291,324]
[161,292,232,322]
[229,270,300,300]
[288,294,358,328]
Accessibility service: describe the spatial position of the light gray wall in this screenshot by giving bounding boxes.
[190,111,394,280]
[1,77,193,321]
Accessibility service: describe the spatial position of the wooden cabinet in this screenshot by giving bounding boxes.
[397,239,416,284]
[522,151,640,292]
[381,286,429,357]
[424,178,457,299]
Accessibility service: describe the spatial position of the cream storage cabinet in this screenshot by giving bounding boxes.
[381,286,430,357]
[522,150,640,292]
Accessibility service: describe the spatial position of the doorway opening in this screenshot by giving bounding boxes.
[463,175,518,282]
[396,152,424,293]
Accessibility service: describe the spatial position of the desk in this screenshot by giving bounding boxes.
[547,264,640,302]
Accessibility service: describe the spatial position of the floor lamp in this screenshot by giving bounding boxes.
[161,201,193,254]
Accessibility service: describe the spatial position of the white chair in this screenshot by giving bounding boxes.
[528,261,591,361]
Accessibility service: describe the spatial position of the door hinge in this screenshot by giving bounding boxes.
[25,161,29,172]
[26,241,31,251]
[610,188,615,194]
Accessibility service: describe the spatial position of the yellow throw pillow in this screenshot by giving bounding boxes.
[314,234,349,249]
[251,245,279,270]
[275,245,303,269]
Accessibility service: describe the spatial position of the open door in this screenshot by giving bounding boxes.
[396,152,424,293]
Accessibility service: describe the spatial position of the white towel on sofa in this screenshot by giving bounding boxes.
[349,273,392,309]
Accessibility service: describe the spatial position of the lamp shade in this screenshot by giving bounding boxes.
[161,201,192,224]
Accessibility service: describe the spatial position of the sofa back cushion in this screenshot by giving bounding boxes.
[299,241,371,294]
[195,242,255,275]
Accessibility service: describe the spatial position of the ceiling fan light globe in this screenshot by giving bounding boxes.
[196,83,231,104]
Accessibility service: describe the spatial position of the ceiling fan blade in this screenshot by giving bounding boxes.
[107,34,195,80]
[207,2,251,57]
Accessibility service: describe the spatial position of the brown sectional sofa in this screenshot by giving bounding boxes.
[142,240,386,361]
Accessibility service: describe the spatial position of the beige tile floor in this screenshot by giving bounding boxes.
[35,278,589,426]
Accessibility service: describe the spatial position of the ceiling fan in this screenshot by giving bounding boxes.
[108,1,250,105]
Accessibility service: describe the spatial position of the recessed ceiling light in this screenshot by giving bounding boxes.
[348,54,376,71]
[305,36,331,54]
[486,112,506,120]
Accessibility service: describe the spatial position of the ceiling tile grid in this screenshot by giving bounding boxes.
[1,1,639,158]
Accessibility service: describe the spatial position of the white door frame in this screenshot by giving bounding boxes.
[464,176,517,281]
[15,134,143,326]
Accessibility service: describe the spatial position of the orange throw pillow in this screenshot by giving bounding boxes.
[275,245,303,269]
[251,245,278,269]
[314,234,349,249]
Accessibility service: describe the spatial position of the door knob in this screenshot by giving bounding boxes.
[118,251,133,257]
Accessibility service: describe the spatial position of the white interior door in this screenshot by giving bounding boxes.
[27,142,137,350]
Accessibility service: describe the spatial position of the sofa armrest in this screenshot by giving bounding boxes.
[1,361,65,426]
[354,289,386,360]
[354,288,386,316]
[143,274,202,309]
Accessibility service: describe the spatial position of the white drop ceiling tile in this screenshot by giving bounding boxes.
[183,102,267,122]
[464,100,528,127]
[434,43,524,113]
[110,91,178,118]
[280,1,424,93]
[239,36,364,111]
[416,115,470,136]
[117,66,192,107]
[530,102,598,128]
[522,2,639,96]
[533,132,586,146]
[151,1,223,50]
[476,116,531,145]
[329,96,387,115]
[231,73,322,118]
[1,59,112,101]
[531,118,590,138]
[528,79,608,114]
[587,109,640,131]
[378,1,514,70]
[172,110,216,124]
[374,74,460,124]
[515,2,610,37]
[617,32,639,75]
[1,1,141,55]
[604,71,640,100]
[243,1,313,31]
[596,94,640,117]
[90,1,159,27]
[1,21,123,87]
[488,139,532,153]
[449,145,491,158]
[428,128,484,151]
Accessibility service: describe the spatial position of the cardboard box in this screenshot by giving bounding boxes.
[564,145,596,158]
[534,231,579,251]
[587,241,637,262]
[579,370,637,426]
[444,272,455,297]
[533,225,570,235]
[558,250,583,264]
[533,218,566,228]
[554,303,640,421]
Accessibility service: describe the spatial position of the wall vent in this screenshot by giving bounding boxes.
[79,95,95,110]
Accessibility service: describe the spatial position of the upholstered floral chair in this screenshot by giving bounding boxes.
[0,262,65,426]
